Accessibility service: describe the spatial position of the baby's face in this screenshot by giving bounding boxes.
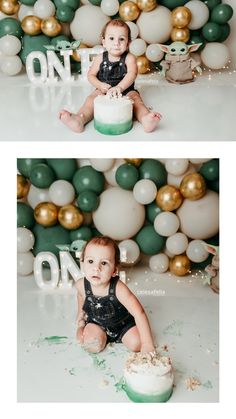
[82,243,117,287]
[102,25,129,57]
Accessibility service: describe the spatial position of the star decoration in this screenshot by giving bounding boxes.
[95,303,102,309]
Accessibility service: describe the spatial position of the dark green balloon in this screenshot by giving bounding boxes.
[51,35,70,47]
[73,166,105,194]
[139,159,167,188]
[135,225,166,255]
[202,22,222,41]
[206,178,219,193]
[199,159,219,181]
[17,158,46,178]
[217,23,230,42]
[191,254,213,270]
[158,0,186,9]
[188,32,206,51]
[211,4,233,24]
[91,227,102,237]
[29,163,56,188]
[33,224,71,258]
[71,61,81,74]
[17,202,35,229]
[77,190,99,212]
[46,159,77,181]
[204,0,221,11]
[20,0,36,4]
[88,0,101,5]
[19,34,51,73]
[115,164,139,190]
[70,226,93,242]
[0,18,24,39]
[206,233,219,246]
[56,6,75,23]
[146,201,162,223]
[54,0,80,9]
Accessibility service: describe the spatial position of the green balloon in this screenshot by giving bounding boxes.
[206,178,219,193]
[217,23,230,42]
[56,6,75,23]
[29,163,56,188]
[54,0,80,9]
[17,158,46,178]
[20,0,36,4]
[51,35,70,47]
[77,190,99,212]
[199,159,219,181]
[139,159,167,188]
[211,4,233,24]
[88,0,101,5]
[17,202,35,229]
[71,61,81,74]
[91,227,102,237]
[33,224,71,258]
[206,233,219,246]
[135,225,166,255]
[115,164,139,190]
[46,159,77,181]
[0,18,24,39]
[158,0,186,9]
[191,254,213,270]
[19,34,51,73]
[70,226,93,242]
[73,166,105,194]
[146,201,162,223]
[188,32,206,51]
[202,22,222,41]
[204,0,221,11]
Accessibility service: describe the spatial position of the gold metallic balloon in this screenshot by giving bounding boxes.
[34,202,58,227]
[171,27,190,43]
[171,6,192,29]
[136,55,150,74]
[58,205,83,230]
[0,0,19,15]
[21,15,42,36]
[41,17,62,37]
[180,173,206,200]
[119,1,140,22]
[125,158,142,167]
[72,43,88,62]
[156,185,183,211]
[169,254,191,276]
[17,175,30,199]
[137,0,157,12]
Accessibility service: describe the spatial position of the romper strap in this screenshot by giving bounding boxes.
[109,276,119,295]
[84,278,93,296]
[103,51,108,61]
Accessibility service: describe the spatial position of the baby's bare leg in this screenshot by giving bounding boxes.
[81,323,107,353]
[121,326,141,352]
[127,91,162,133]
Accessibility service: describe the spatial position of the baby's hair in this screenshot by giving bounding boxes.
[101,19,131,43]
[80,236,120,267]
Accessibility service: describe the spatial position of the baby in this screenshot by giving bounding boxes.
[76,236,155,354]
[59,19,161,133]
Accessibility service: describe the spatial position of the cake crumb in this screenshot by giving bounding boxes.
[185,377,201,391]
[99,378,109,388]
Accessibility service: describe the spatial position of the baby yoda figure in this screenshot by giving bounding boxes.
[159,41,202,84]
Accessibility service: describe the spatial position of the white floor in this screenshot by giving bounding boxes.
[1,70,236,141]
[17,265,219,402]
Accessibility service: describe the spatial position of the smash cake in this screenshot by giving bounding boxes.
[123,352,174,403]
[94,95,133,135]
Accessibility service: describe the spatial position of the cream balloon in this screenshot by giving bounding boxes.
[154,211,180,237]
[101,0,119,16]
[27,184,50,209]
[185,0,209,30]
[186,239,209,263]
[133,179,157,204]
[33,0,56,19]
[201,43,230,70]
[167,163,196,188]
[189,159,211,164]
[145,44,164,62]
[0,55,22,75]
[18,5,34,21]
[93,187,145,240]
[17,227,35,253]
[118,239,140,265]
[89,158,115,172]
[177,190,219,239]
[129,38,147,57]
[17,251,34,276]
[104,159,125,186]
[126,21,139,40]
[0,35,21,55]
[165,159,189,176]
[49,180,75,206]
[136,6,172,44]
[149,253,169,273]
[166,232,188,255]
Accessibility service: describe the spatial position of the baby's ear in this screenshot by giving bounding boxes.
[112,267,119,277]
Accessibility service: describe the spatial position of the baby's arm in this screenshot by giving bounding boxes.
[75,280,86,343]
[116,281,155,353]
[116,53,138,93]
[87,54,111,93]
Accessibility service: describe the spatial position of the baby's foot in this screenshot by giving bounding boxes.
[59,110,85,133]
[141,112,162,133]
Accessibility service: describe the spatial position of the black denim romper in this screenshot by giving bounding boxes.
[82,276,136,342]
[97,51,136,96]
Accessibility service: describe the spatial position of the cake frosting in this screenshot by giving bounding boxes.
[123,352,174,403]
[94,96,133,135]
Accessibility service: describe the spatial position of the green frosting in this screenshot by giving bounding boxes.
[94,119,133,135]
[124,382,173,403]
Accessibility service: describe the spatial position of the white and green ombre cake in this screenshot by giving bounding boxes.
[94,96,133,135]
[123,352,174,403]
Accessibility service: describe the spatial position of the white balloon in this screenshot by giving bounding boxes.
[101,0,119,16]
[129,38,147,57]
[93,187,145,240]
[18,5,34,22]
[167,163,196,188]
[126,21,139,40]
[166,232,188,255]
[77,158,91,168]
[0,35,21,56]
[133,179,157,205]
[154,212,180,237]
[17,251,34,276]
[149,253,169,273]
[164,246,175,259]
[49,180,75,206]
[186,240,209,263]
[27,184,50,209]
[201,43,230,70]
[177,190,219,239]
[118,239,140,265]
[136,6,172,44]
[165,159,189,176]
[145,44,164,62]
[33,0,56,19]
[17,228,35,253]
[104,159,125,186]
[70,5,110,46]
[0,55,22,75]
[185,0,209,30]
[89,158,115,172]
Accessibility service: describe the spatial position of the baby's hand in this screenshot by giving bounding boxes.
[76,327,84,344]
[107,86,122,98]
[141,344,156,354]
[99,82,111,94]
